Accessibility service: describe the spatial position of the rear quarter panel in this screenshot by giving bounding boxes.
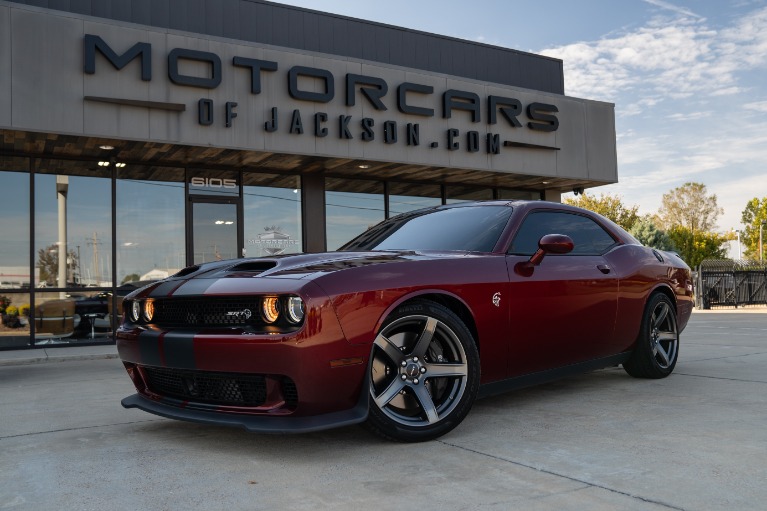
[604,245,693,350]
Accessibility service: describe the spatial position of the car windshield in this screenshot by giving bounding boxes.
[339,205,512,253]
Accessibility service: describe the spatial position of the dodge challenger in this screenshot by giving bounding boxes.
[117,201,693,442]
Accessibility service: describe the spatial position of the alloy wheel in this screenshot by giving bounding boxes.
[649,299,678,370]
[370,314,469,428]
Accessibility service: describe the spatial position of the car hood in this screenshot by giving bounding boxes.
[164,250,472,282]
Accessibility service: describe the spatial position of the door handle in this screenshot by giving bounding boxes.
[597,264,611,274]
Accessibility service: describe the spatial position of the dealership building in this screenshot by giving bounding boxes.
[0,0,616,349]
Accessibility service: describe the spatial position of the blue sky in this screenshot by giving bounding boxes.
[275,0,767,249]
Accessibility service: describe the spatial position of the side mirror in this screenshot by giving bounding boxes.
[514,234,574,276]
[529,234,574,265]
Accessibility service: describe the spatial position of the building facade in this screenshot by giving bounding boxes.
[0,0,616,349]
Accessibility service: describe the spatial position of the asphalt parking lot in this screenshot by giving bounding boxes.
[1,311,766,511]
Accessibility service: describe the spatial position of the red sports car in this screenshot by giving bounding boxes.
[117,201,693,442]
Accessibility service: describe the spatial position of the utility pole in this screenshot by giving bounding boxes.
[87,232,103,286]
[760,220,765,262]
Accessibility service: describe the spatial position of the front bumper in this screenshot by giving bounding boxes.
[116,279,372,429]
[121,389,368,434]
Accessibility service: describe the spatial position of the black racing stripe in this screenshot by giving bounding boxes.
[151,280,186,297]
[169,278,216,297]
[138,330,164,367]
[162,330,197,369]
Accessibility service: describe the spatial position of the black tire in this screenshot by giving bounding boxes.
[365,300,480,442]
[623,293,679,378]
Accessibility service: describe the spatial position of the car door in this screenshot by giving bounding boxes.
[505,209,619,376]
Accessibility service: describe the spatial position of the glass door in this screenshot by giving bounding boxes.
[189,198,240,265]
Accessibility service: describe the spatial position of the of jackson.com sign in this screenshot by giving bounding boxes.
[83,35,560,155]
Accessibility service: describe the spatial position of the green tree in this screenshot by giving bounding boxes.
[654,182,730,266]
[36,244,78,286]
[667,226,729,268]
[629,216,675,251]
[657,182,723,233]
[563,192,639,231]
[740,197,767,260]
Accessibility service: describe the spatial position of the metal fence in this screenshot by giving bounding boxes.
[696,260,767,309]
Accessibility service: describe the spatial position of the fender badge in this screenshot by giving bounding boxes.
[492,292,501,307]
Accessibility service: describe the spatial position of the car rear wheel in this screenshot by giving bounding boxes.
[623,293,679,378]
[366,300,479,442]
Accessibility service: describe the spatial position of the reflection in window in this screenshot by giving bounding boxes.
[509,211,617,255]
[446,185,493,204]
[341,205,512,253]
[326,178,385,251]
[117,167,185,283]
[33,290,119,345]
[34,161,112,288]
[0,158,31,348]
[243,174,302,257]
[193,202,238,263]
[387,182,442,217]
[0,158,31,290]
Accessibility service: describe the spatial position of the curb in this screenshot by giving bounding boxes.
[692,308,767,314]
[0,348,119,367]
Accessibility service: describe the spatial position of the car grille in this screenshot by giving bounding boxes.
[152,297,261,327]
[282,378,298,408]
[142,367,297,408]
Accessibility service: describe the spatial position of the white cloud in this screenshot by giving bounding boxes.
[744,101,767,112]
[542,5,767,237]
[541,6,767,103]
[608,119,767,232]
[642,0,704,19]
[667,111,712,121]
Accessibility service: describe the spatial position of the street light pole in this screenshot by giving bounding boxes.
[736,229,742,260]
[760,220,765,262]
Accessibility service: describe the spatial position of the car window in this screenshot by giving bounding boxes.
[508,211,617,255]
[339,205,512,253]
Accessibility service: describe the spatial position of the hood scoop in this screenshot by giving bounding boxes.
[173,265,200,278]
[226,260,278,276]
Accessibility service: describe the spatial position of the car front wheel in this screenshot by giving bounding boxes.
[624,293,679,378]
[366,300,480,442]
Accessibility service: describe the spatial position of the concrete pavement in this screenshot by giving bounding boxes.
[1,311,766,510]
[0,344,118,366]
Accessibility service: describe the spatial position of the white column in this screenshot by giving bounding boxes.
[56,175,69,298]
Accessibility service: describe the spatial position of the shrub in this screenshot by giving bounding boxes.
[5,305,18,316]
[0,294,10,314]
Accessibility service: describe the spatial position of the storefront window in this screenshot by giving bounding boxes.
[0,157,31,348]
[32,289,124,345]
[32,159,113,345]
[34,160,112,288]
[387,182,442,217]
[446,185,494,203]
[326,178,385,251]
[0,158,31,289]
[243,173,302,257]
[117,166,185,283]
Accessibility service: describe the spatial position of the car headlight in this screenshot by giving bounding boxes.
[130,300,141,322]
[143,299,154,322]
[262,296,280,324]
[286,296,305,324]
